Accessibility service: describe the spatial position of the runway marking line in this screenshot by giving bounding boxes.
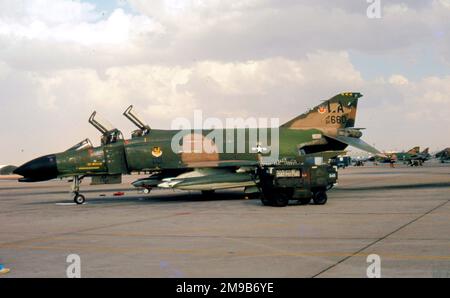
[311,199,450,277]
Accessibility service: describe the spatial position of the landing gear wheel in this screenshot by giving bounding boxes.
[313,191,327,205]
[143,188,151,194]
[74,194,86,205]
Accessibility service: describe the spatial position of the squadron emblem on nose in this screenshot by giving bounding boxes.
[152,147,163,158]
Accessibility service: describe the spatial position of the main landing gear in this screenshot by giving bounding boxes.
[71,176,86,205]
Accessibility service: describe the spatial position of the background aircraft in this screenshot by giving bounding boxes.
[370,147,430,166]
[435,148,450,163]
[0,165,19,180]
[0,165,17,175]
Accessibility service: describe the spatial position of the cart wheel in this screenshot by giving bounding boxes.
[272,195,289,207]
[313,191,327,205]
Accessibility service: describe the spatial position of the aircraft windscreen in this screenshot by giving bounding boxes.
[66,139,93,152]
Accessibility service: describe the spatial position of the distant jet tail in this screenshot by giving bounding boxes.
[407,147,420,154]
[421,147,429,155]
[281,92,362,129]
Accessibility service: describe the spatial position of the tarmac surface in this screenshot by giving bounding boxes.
[1,162,449,278]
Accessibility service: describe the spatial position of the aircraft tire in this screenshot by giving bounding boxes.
[313,191,327,205]
[74,194,86,205]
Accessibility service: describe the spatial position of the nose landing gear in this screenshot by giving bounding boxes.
[71,176,86,205]
[73,193,86,205]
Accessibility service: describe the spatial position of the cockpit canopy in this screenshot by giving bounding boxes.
[123,105,151,139]
[66,139,93,152]
[100,129,124,146]
[89,111,123,145]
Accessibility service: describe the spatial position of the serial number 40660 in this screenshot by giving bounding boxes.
[220,282,274,293]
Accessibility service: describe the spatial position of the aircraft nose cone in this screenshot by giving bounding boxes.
[14,154,58,182]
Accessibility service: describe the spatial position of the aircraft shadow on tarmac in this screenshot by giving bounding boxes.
[26,191,315,207]
[26,191,254,206]
[4,187,136,197]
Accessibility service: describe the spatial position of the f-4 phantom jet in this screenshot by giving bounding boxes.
[435,148,450,163]
[14,92,381,205]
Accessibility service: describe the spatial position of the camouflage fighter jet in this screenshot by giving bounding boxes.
[435,148,450,163]
[376,147,431,166]
[14,92,380,204]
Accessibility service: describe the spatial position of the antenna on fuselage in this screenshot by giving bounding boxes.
[123,105,151,138]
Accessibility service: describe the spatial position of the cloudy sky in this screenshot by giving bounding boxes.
[0,0,449,164]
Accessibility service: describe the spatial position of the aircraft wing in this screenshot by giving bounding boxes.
[326,135,381,155]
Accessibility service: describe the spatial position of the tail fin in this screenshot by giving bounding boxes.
[281,92,362,129]
[407,147,420,154]
[421,147,429,155]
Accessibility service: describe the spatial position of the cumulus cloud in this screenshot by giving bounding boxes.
[389,75,409,85]
[0,0,98,23]
[2,0,450,69]
[124,0,450,61]
[25,51,362,120]
[0,8,160,45]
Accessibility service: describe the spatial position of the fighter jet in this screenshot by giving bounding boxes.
[14,92,380,204]
[416,148,431,162]
[0,165,17,175]
[0,165,20,180]
[435,148,450,163]
[398,147,431,166]
[376,147,431,166]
